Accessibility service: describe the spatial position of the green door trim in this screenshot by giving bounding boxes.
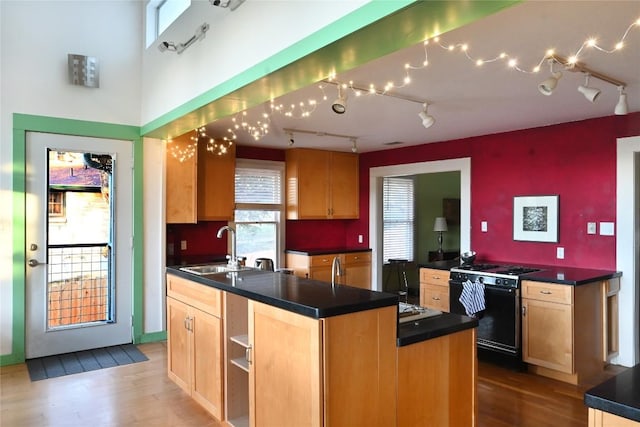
[5,113,143,366]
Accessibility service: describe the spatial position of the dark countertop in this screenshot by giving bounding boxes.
[167,266,396,319]
[167,266,478,346]
[397,312,478,347]
[584,363,640,422]
[419,260,621,286]
[518,265,621,286]
[285,247,372,255]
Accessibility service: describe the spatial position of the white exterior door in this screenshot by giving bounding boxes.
[25,132,133,358]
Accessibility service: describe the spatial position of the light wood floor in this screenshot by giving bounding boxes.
[1,342,624,427]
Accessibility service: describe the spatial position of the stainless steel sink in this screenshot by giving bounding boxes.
[179,264,252,275]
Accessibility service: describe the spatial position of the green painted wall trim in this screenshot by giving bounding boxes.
[6,113,143,366]
[142,0,520,140]
[139,331,167,344]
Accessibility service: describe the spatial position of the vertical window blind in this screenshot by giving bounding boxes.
[383,176,415,262]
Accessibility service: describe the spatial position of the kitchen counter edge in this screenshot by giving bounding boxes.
[584,363,640,423]
[397,313,478,347]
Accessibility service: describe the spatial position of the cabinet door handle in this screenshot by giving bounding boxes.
[522,306,527,316]
[245,345,252,365]
[540,290,552,295]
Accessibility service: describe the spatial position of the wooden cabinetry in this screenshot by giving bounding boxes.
[397,328,477,427]
[286,251,371,289]
[224,292,250,427]
[166,274,224,420]
[285,148,359,219]
[248,301,396,427]
[589,409,639,427]
[419,268,450,312]
[166,134,235,223]
[521,279,604,385]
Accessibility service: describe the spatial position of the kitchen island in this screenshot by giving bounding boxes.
[585,363,640,426]
[166,266,478,427]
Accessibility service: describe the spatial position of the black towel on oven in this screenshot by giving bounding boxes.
[459,279,485,317]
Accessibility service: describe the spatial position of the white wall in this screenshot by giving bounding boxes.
[1,0,371,357]
[140,0,368,123]
[0,0,143,355]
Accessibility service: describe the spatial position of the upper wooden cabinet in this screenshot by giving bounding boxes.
[285,148,359,219]
[166,134,236,224]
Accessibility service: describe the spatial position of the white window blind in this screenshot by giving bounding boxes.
[383,177,414,262]
[235,166,281,205]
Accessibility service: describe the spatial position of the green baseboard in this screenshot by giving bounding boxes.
[138,331,167,344]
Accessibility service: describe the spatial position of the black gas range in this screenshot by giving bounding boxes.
[448,263,543,369]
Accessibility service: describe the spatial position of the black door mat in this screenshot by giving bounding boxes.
[26,344,148,381]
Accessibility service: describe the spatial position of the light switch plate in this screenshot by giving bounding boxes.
[600,222,615,236]
[587,222,596,234]
[358,234,363,244]
[556,247,564,259]
[481,221,488,232]
[180,240,187,250]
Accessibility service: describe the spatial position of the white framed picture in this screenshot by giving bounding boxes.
[513,195,559,242]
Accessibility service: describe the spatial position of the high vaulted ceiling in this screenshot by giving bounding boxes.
[203,1,639,153]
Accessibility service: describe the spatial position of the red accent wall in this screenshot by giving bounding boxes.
[357,113,640,270]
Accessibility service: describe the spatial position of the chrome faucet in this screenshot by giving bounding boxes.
[331,256,341,287]
[216,226,240,270]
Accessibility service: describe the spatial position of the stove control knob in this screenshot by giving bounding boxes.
[478,277,484,284]
[496,278,502,285]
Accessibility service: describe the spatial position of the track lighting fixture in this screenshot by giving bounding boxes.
[577,74,601,102]
[538,59,562,96]
[283,127,359,151]
[615,86,628,115]
[158,23,209,54]
[418,103,435,129]
[332,85,347,114]
[210,0,246,10]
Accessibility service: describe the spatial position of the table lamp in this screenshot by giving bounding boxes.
[433,217,448,253]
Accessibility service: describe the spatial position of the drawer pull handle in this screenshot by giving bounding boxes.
[540,290,552,295]
[432,297,440,301]
[432,276,440,280]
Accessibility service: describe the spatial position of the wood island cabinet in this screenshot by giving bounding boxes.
[419,268,450,312]
[248,301,396,427]
[521,279,605,385]
[166,134,235,223]
[286,251,371,289]
[285,148,359,220]
[589,409,640,427]
[166,274,224,420]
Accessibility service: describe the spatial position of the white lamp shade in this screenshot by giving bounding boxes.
[615,93,628,115]
[418,111,435,128]
[578,85,601,102]
[538,71,562,96]
[433,217,448,232]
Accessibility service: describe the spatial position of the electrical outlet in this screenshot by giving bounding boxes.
[481,221,488,232]
[180,240,187,250]
[358,234,363,244]
[556,247,564,259]
[587,222,596,234]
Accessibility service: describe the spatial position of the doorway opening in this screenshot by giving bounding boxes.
[369,158,471,292]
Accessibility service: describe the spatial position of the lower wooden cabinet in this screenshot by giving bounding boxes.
[419,268,450,312]
[166,274,224,421]
[521,279,604,385]
[286,251,372,289]
[397,328,477,427]
[589,408,640,427]
[248,301,396,427]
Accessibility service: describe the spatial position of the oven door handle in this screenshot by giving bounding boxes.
[483,285,518,294]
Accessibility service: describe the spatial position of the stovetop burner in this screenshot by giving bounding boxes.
[493,266,541,275]
[457,263,499,271]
